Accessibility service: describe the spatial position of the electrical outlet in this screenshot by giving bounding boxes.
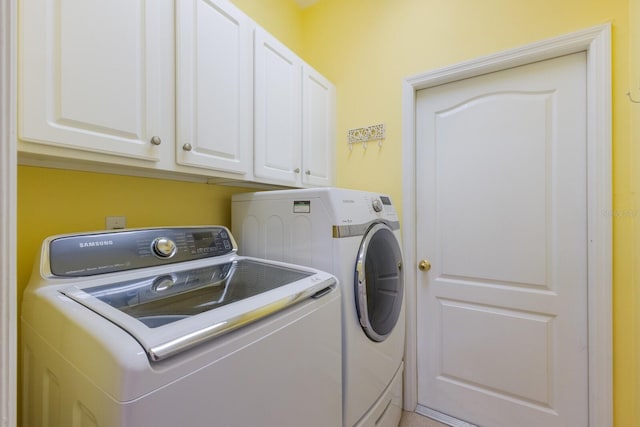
[106,216,127,230]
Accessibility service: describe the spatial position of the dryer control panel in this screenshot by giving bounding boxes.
[326,189,399,226]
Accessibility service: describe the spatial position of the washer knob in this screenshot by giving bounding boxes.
[152,275,175,292]
[152,237,177,258]
[372,199,383,212]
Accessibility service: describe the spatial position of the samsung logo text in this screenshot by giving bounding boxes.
[78,240,114,248]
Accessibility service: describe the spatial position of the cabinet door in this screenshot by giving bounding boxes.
[253,27,302,185]
[302,65,335,187]
[176,0,253,175]
[19,0,173,162]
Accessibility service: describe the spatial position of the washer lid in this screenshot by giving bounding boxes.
[60,257,337,361]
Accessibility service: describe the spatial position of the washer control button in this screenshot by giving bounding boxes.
[372,199,384,213]
[152,237,177,258]
[152,275,175,292]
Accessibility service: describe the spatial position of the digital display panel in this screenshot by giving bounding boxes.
[192,231,213,248]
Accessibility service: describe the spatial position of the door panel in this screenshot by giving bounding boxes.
[176,0,252,174]
[439,300,553,404]
[436,92,549,287]
[302,66,335,187]
[20,0,172,161]
[253,27,302,184]
[416,53,588,427]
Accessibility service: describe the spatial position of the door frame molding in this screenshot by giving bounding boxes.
[0,0,17,426]
[402,24,612,427]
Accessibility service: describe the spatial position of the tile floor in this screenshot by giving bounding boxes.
[399,411,449,427]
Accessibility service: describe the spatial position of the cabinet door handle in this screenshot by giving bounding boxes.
[182,143,193,151]
[150,136,162,146]
[294,168,300,173]
[305,170,311,175]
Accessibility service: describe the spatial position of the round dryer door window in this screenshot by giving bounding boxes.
[354,222,404,342]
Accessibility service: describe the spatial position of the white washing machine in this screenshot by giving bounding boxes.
[22,226,342,427]
[232,188,405,427]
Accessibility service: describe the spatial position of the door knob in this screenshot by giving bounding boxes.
[418,260,431,271]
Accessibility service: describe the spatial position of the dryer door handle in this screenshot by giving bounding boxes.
[356,260,365,285]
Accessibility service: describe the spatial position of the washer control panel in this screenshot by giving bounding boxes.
[48,226,236,277]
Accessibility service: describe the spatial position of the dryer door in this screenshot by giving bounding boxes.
[354,222,404,342]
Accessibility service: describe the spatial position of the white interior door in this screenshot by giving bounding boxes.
[415,52,588,427]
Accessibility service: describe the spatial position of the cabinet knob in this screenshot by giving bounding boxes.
[150,136,162,146]
[182,143,193,151]
[418,260,431,271]
[294,168,300,173]
[305,170,311,175]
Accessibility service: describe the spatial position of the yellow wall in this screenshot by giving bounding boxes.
[231,0,304,56]
[16,0,640,426]
[300,0,637,426]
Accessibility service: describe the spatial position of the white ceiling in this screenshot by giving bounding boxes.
[294,0,320,8]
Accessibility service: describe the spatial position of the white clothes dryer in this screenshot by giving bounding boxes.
[232,188,405,427]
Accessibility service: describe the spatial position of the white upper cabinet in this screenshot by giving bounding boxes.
[18,0,334,186]
[253,29,335,187]
[253,27,302,184]
[19,0,174,162]
[176,0,253,175]
[302,65,335,187]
